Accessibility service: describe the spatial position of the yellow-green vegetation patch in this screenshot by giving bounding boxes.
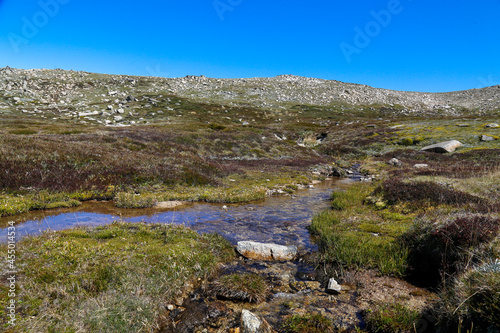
[0,222,234,332]
[0,193,82,218]
[114,192,157,208]
[392,118,500,150]
[310,183,413,276]
[118,171,312,207]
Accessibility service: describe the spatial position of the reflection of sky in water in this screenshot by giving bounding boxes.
[0,182,347,251]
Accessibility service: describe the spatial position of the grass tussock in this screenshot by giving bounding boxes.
[210,273,269,303]
[114,192,157,208]
[432,259,500,332]
[363,302,421,333]
[0,222,234,332]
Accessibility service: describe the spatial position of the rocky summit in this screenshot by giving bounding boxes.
[1,67,499,127]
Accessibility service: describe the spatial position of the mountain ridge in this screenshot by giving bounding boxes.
[1,67,499,126]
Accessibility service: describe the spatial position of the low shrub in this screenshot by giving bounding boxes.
[401,137,414,146]
[399,214,500,287]
[376,179,494,212]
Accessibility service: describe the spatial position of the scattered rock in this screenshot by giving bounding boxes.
[236,241,297,261]
[413,164,429,168]
[420,140,462,153]
[327,278,342,294]
[485,123,499,128]
[313,164,346,178]
[155,201,186,209]
[241,310,273,333]
[388,158,402,166]
[481,135,495,142]
[457,124,470,127]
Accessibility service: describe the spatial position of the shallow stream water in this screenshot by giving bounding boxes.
[0,179,353,251]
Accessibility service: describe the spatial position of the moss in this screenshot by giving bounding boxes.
[0,222,234,331]
[401,137,414,146]
[282,313,334,333]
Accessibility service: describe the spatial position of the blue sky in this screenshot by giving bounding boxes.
[0,0,499,92]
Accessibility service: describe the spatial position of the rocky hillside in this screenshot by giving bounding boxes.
[0,67,499,126]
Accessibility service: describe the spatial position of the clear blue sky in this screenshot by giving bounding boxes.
[0,0,499,92]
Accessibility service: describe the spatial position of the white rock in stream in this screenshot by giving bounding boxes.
[327,278,342,294]
[236,241,297,261]
[241,310,273,333]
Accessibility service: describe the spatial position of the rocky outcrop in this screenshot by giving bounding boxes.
[414,164,429,168]
[236,241,297,261]
[388,158,402,166]
[481,135,495,142]
[420,140,463,153]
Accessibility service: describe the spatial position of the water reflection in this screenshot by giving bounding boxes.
[0,180,352,251]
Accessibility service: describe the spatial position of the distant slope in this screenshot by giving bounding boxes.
[0,67,498,126]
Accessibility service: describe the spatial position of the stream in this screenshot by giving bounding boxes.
[0,179,353,251]
[1,178,385,331]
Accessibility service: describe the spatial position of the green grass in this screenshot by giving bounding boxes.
[364,302,421,333]
[432,259,500,333]
[0,192,83,218]
[310,184,412,276]
[114,192,157,208]
[0,222,234,332]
